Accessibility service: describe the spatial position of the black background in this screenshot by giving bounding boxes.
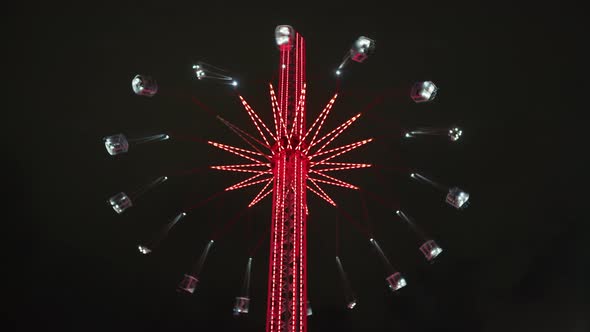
[18,2,588,331]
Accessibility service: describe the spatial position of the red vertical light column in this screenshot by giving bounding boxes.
[267,31,308,332]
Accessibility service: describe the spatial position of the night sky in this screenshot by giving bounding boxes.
[20,3,588,332]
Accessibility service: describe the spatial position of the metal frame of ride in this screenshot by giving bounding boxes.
[102,24,470,332]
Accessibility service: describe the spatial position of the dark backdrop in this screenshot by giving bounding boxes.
[18,2,588,332]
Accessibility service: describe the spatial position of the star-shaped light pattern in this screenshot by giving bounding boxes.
[209,83,373,208]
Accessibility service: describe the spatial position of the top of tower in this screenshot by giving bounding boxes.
[275,25,295,49]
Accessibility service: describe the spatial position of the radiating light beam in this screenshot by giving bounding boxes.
[248,179,273,207]
[208,141,268,165]
[289,86,306,141]
[226,173,266,190]
[239,95,276,144]
[269,84,288,138]
[300,94,338,151]
[308,177,358,190]
[410,172,446,191]
[311,171,359,190]
[298,83,306,138]
[307,179,337,206]
[208,141,267,157]
[306,184,336,206]
[225,174,271,191]
[269,83,280,138]
[211,163,270,168]
[211,166,271,174]
[217,115,272,152]
[311,139,373,164]
[192,240,215,276]
[312,163,372,172]
[226,173,273,192]
[309,113,362,155]
[370,238,396,275]
[250,187,273,208]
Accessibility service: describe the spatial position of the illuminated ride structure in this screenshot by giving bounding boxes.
[210,25,372,332]
[103,24,471,332]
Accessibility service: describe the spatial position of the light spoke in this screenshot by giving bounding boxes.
[311,162,372,172]
[308,113,362,155]
[311,171,359,189]
[248,179,274,207]
[239,95,277,144]
[308,177,358,190]
[298,93,338,150]
[307,179,336,206]
[310,138,373,164]
[226,173,273,191]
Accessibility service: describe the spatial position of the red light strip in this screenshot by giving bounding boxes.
[269,159,281,332]
[301,94,338,151]
[248,179,273,207]
[208,141,267,164]
[211,163,270,168]
[308,177,358,190]
[225,174,268,191]
[278,47,285,139]
[312,164,372,172]
[292,153,298,332]
[311,162,371,167]
[217,115,272,152]
[249,187,273,208]
[248,104,278,143]
[270,84,288,140]
[299,87,306,138]
[272,45,287,332]
[277,153,286,330]
[239,96,273,145]
[309,113,362,155]
[298,150,305,332]
[269,84,280,139]
[208,141,266,157]
[310,138,374,163]
[277,48,284,141]
[239,95,277,144]
[284,46,292,151]
[285,40,290,139]
[311,170,358,188]
[224,172,266,189]
[299,38,305,139]
[297,35,305,332]
[210,166,271,174]
[226,177,273,191]
[311,139,369,159]
[289,86,306,141]
[298,93,305,138]
[307,180,337,206]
